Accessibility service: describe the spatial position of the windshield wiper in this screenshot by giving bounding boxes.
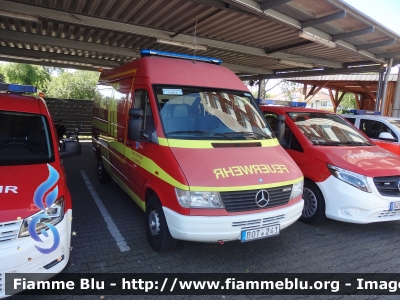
[313,142,341,146]
[167,130,234,140]
[336,141,373,146]
[313,141,372,146]
[223,131,269,139]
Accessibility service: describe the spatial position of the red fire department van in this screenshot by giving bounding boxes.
[259,105,400,224]
[0,83,80,297]
[92,50,304,251]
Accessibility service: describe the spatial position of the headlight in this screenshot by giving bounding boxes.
[327,164,371,193]
[175,188,224,208]
[19,197,65,238]
[290,179,304,199]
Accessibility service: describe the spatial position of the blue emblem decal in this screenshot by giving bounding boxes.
[33,164,59,210]
[29,164,61,254]
[135,142,140,149]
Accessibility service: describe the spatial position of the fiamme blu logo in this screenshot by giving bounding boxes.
[28,164,61,254]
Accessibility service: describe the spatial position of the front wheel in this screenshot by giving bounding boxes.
[300,180,326,224]
[146,195,177,252]
[97,159,111,183]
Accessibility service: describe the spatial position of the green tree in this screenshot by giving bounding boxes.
[2,63,50,91]
[0,65,5,83]
[338,93,357,113]
[281,80,300,101]
[46,70,100,100]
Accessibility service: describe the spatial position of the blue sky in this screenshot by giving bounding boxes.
[343,0,400,34]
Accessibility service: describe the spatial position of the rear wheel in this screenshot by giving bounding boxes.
[146,195,177,252]
[97,158,111,183]
[300,180,326,224]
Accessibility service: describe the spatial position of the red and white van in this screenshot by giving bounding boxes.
[92,50,304,251]
[0,84,80,297]
[259,105,400,224]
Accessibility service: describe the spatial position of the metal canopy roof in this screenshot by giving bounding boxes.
[287,73,397,97]
[0,0,399,76]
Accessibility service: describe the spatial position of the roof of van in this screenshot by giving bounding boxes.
[259,105,332,114]
[0,93,47,115]
[341,114,400,121]
[99,56,248,91]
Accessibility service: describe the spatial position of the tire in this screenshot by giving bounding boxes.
[300,180,326,224]
[97,159,111,183]
[146,195,177,252]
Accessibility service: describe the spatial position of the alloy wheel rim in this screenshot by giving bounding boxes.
[149,208,160,238]
[303,187,318,218]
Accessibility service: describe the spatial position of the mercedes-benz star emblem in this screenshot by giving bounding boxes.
[397,181,400,192]
[255,190,269,208]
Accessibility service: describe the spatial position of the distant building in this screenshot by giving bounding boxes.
[260,88,336,111]
[305,90,335,111]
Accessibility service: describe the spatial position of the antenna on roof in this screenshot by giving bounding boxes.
[193,19,198,64]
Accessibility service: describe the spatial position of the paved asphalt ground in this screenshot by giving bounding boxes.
[10,142,400,300]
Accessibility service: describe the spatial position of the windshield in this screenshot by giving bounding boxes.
[154,86,273,140]
[0,111,55,166]
[287,112,372,146]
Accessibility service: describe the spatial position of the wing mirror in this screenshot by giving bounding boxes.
[378,132,396,140]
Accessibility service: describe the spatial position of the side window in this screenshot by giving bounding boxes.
[263,111,303,152]
[134,90,154,138]
[264,112,278,133]
[95,79,132,139]
[360,119,398,141]
[283,125,303,152]
[345,117,356,125]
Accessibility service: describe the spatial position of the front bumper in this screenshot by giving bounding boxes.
[163,199,304,243]
[0,209,72,298]
[319,176,400,224]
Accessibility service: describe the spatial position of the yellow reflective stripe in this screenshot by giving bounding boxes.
[111,172,146,211]
[188,176,303,192]
[157,138,279,148]
[109,139,125,154]
[158,138,169,147]
[106,142,302,192]
[108,98,118,138]
[103,69,137,80]
[93,118,107,133]
[124,147,188,190]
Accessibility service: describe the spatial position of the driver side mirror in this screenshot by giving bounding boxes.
[59,140,81,159]
[128,108,144,141]
[378,132,396,140]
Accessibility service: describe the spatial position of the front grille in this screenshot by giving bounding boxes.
[371,210,400,218]
[232,214,285,229]
[373,176,400,197]
[220,185,292,213]
[0,220,22,242]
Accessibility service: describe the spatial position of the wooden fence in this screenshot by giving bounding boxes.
[44,98,92,139]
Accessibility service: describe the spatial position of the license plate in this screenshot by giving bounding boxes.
[241,225,280,242]
[390,202,400,211]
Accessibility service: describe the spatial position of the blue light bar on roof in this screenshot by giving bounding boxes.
[349,109,380,115]
[291,101,307,107]
[0,83,37,93]
[140,49,222,65]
